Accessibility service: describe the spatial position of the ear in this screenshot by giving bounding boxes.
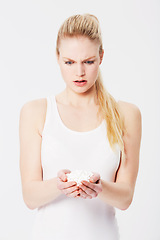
[99,49,104,65]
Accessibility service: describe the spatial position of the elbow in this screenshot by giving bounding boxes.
[120,199,132,211]
[26,203,36,210]
[22,193,37,210]
[119,190,133,211]
[27,203,37,210]
[22,184,38,210]
[23,198,37,210]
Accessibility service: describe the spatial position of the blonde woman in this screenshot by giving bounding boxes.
[19,14,142,240]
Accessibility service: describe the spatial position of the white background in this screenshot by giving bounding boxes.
[0,0,159,239]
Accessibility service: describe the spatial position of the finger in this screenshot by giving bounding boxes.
[89,172,101,183]
[79,188,92,199]
[57,178,77,190]
[57,169,71,181]
[57,172,67,182]
[63,185,78,195]
[75,192,81,198]
[82,179,101,191]
[81,180,102,196]
[63,181,77,189]
[95,179,100,184]
[60,181,77,190]
[90,178,100,184]
[57,170,70,181]
[81,180,97,190]
[80,182,98,198]
[66,189,80,198]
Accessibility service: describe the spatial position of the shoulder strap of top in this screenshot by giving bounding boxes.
[42,94,59,137]
[41,95,51,136]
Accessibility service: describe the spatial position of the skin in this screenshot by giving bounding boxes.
[56,36,104,199]
[57,169,101,199]
[56,36,104,107]
[55,36,142,203]
[19,36,142,209]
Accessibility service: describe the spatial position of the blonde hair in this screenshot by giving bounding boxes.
[56,13,126,156]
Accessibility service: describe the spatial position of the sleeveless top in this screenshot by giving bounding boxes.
[31,94,121,240]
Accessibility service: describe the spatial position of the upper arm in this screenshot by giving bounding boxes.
[115,101,142,193]
[19,99,46,189]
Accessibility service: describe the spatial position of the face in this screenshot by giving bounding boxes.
[56,36,104,93]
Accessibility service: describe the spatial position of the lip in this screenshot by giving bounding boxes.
[73,80,87,87]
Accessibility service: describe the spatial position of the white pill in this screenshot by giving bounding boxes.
[66,170,94,186]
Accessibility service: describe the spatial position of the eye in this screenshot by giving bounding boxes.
[64,61,73,65]
[84,60,95,64]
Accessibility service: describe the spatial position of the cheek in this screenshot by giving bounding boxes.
[87,65,99,77]
[60,65,73,79]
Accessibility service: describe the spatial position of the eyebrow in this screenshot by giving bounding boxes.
[63,56,96,61]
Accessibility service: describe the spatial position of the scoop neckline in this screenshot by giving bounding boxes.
[53,95,105,135]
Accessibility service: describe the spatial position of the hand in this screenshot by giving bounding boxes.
[78,172,102,199]
[56,169,80,198]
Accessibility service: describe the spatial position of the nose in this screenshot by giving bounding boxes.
[76,63,85,77]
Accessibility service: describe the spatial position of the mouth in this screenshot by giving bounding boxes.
[73,80,87,86]
[74,80,87,82]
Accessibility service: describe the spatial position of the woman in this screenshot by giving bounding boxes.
[19,14,142,240]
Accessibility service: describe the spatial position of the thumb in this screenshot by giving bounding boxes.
[57,169,71,181]
[90,178,100,184]
[89,172,100,183]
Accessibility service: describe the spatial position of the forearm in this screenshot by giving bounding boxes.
[23,177,62,210]
[98,179,133,210]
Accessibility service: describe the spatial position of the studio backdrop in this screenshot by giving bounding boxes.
[0,0,159,239]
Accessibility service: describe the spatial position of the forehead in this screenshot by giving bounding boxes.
[59,36,99,58]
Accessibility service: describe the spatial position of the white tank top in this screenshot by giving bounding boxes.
[31,94,121,240]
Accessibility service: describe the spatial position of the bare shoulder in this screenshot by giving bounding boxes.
[117,100,142,133]
[20,98,47,111]
[117,100,142,116]
[20,98,47,136]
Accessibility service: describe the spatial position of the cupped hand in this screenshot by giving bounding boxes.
[78,172,102,199]
[56,169,80,198]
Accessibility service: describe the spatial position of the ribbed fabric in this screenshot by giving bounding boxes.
[31,94,121,240]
